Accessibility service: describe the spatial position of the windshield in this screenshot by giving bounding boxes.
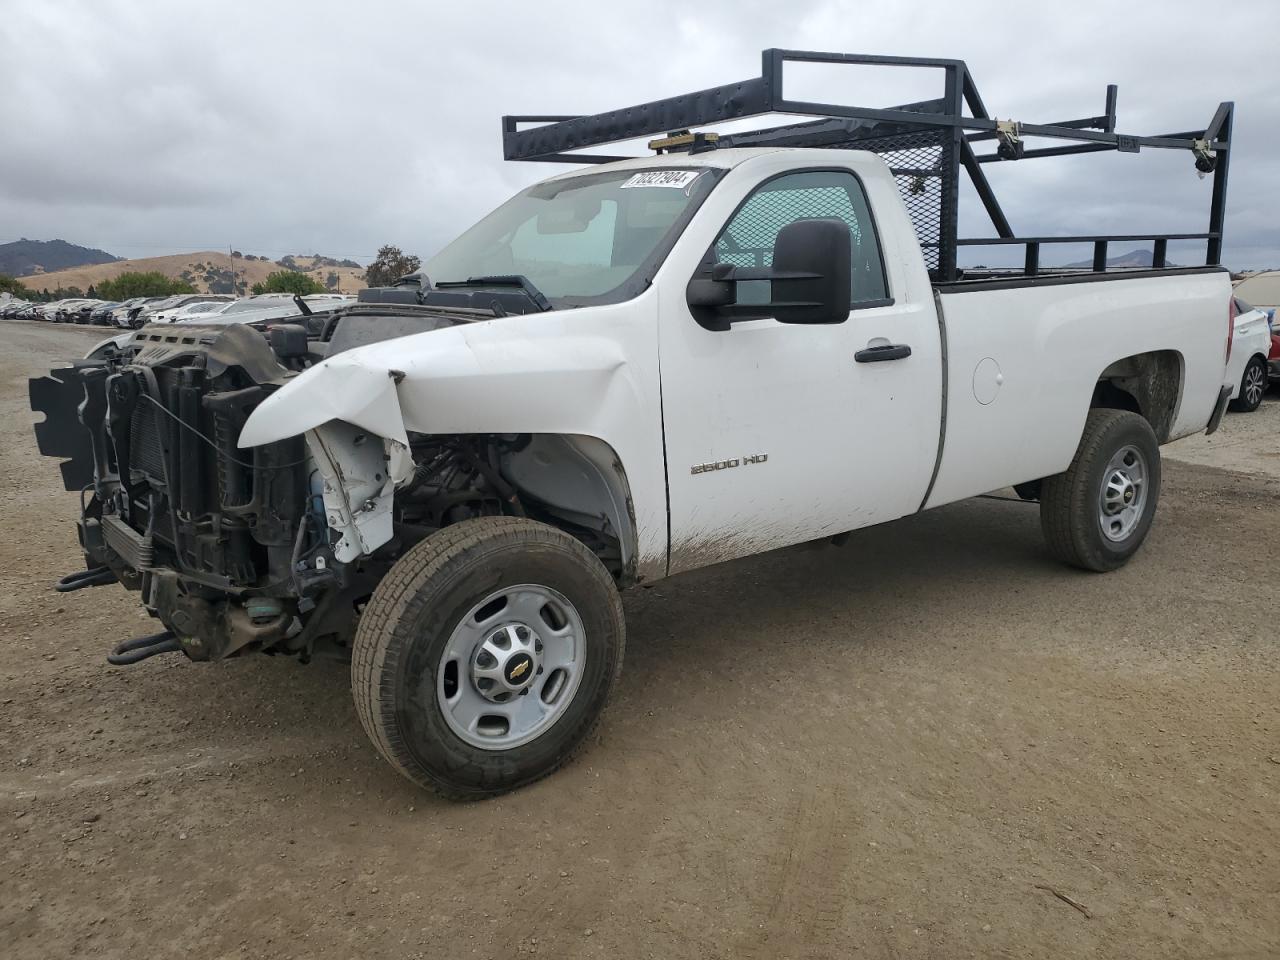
[423,167,720,306]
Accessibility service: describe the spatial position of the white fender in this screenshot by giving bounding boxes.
[239,355,409,448]
[234,309,666,579]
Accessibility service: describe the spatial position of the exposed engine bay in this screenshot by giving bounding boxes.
[30,303,626,664]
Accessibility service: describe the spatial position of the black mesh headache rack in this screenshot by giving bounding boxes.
[501,49,1233,283]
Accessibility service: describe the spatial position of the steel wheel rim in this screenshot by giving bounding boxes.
[1098,443,1148,542]
[436,583,586,751]
[1244,363,1265,405]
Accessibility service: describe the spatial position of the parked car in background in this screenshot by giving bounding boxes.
[88,301,124,325]
[159,300,236,323]
[51,299,90,322]
[1227,297,1272,412]
[145,294,233,324]
[51,299,79,322]
[128,295,188,326]
[1268,313,1280,385]
[59,299,104,323]
[71,301,105,324]
[115,297,167,328]
[82,295,356,360]
[123,295,190,327]
[39,299,78,321]
[191,293,355,325]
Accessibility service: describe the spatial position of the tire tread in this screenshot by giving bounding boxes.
[351,517,623,800]
[1039,408,1158,572]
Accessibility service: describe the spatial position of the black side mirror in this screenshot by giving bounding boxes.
[769,218,852,324]
[685,218,852,327]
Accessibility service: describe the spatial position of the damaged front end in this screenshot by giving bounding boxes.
[31,296,641,667]
[29,304,613,666]
[29,321,371,663]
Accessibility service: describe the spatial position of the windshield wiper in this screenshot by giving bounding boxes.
[434,275,553,312]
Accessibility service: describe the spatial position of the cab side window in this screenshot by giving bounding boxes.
[714,170,889,308]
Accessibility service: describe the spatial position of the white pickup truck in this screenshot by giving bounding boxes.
[32,50,1237,798]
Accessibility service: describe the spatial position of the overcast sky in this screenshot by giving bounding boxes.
[2,0,1277,270]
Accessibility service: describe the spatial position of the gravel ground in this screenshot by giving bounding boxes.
[1,320,1277,960]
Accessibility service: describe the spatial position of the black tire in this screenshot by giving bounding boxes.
[1228,356,1267,413]
[1039,409,1161,572]
[352,516,625,799]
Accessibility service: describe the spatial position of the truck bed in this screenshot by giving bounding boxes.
[924,266,1231,509]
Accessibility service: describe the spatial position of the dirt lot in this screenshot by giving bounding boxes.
[1,320,1277,960]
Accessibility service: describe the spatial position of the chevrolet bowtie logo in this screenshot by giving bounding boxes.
[509,660,530,679]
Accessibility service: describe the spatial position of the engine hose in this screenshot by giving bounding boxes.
[107,631,180,666]
[55,567,118,592]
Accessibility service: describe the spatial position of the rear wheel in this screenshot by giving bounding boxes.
[1040,409,1161,572]
[1229,356,1267,413]
[352,517,625,799]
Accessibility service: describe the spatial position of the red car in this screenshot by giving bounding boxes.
[1270,313,1280,384]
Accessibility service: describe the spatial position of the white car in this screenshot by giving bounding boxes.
[51,298,100,322]
[38,299,81,321]
[1226,297,1271,412]
[144,295,234,324]
[175,294,356,326]
[160,300,236,323]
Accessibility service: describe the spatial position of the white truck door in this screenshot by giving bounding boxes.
[658,168,941,574]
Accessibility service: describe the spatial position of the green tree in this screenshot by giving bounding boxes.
[325,271,340,291]
[86,284,98,298]
[98,272,196,300]
[0,274,31,297]
[250,271,326,296]
[363,244,421,287]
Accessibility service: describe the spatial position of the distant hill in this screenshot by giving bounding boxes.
[1063,249,1181,270]
[22,251,366,296]
[0,239,120,277]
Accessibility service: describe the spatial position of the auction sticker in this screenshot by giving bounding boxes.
[620,170,703,189]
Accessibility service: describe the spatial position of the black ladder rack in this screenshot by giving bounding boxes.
[502,49,1232,282]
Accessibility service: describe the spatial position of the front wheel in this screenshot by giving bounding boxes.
[1039,409,1161,572]
[1229,356,1268,413]
[352,517,625,799]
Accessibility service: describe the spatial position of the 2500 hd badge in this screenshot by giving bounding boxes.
[691,453,769,475]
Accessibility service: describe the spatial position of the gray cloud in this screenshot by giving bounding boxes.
[2,0,1276,267]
